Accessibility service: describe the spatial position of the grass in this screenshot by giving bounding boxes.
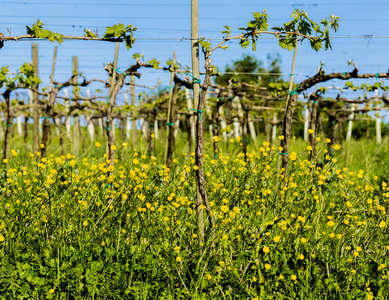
[0,133,388,299]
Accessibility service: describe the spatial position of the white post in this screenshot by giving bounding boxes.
[17,114,22,136]
[346,104,355,141]
[174,119,180,138]
[124,93,132,141]
[248,119,257,141]
[55,118,60,136]
[376,90,382,144]
[154,119,159,139]
[99,118,104,136]
[126,118,131,139]
[233,96,241,138]
[141,118,147,140]
[86,90,94,141]
[304,106,309,142]
[272,112,277,142]
[63,88,71,138]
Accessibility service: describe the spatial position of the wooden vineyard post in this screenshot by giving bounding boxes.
[309,93,320,159]
[40,46,58,156]
[131,75,137,149]
[32,43,40,155]
[241,103,249,159]
[164,51,176,167]
[72,56,80,156]
[23,113,29,144]
[185,88,194,156]
[376,89,381,144]
[106,42,119,171]
[279,38,299,180]
[124,93,130,142]
[204,92,212,138]
[2,90,12,160]
[63,89,71,139]
[49,46,58,91]
[191,0,205,242]
[165,84,179,170]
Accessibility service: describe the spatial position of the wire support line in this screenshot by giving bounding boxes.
[135,36,389,41]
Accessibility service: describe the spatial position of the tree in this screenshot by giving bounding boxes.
[214,53,284,87]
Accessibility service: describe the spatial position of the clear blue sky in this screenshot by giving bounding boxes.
[0,0,388,104]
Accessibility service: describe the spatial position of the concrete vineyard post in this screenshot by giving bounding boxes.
[17,115,22,136]
[272,112,277,143]
[346,104,355,142]
[304,106,309,142]
[376,89,381,144]
[248,117,257,144]
[86,90,94,142]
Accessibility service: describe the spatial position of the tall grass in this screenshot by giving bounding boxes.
[0,134,388,298]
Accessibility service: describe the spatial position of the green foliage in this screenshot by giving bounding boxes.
[18,63,41,87]
[0,66,9,84]
[26,19,64,44]
[239,9,269,51]
[319,86,328,94]
[132,53,144,60]
[238,9,339,52]
[1,136,389,298]
[147,58,160,69]
[271,10,339,51]
[83,28,96,38]
[103,24,137,50]
[221,25,231,36]
[345,81,388,92]
[199,38,212,51]
[166,58,180,72]
[0,63,40,91]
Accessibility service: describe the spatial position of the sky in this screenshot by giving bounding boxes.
[0,0,388,106]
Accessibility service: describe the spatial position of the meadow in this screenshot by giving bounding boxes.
[0,133,388,299]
